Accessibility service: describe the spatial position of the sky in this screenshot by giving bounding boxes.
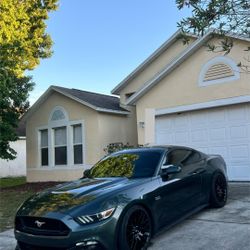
[28,0,191,104]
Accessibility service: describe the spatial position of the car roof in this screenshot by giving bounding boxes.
[117,145,193,153]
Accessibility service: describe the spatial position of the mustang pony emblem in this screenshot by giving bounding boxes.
[34,220,46,228]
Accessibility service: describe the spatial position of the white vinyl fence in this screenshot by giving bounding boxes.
[0,139,26,177]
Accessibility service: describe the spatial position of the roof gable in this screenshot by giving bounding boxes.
[23,86,129,121]
[125,30,250,105]
[111,29,197,95]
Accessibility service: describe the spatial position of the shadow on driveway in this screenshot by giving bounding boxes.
[0,183,249,250]
[149,182,250,250]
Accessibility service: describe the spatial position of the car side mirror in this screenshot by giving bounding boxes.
[83,169,91,178]
[161,164,181,177]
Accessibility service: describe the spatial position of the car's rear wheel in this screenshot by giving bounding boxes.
[118,205,152,250]
[210,172,227,208]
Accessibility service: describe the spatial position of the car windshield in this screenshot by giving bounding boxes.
[88,151,162,178]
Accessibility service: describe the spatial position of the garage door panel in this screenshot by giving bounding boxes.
[228,166,250,181]
[155,103,250,181]
[209,127,227,142]
[156,132,174,145]
[227,105,248,123]
[191,129,208,143]
[207,108,226,123]
[229,125,248,140]
[174,115,189,129]
[230,144,249,161]
[190,112,207,128]
[175,131,189,144]
[156,116,172,130]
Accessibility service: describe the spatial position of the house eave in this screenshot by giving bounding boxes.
[22,86,128,121]
[124,30,250,105]
[111,29,195,95]
[96,108,130,115]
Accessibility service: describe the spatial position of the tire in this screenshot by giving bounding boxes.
[118,205,152,250]
[210,172,228,208]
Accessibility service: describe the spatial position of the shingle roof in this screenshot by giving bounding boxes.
[52,86,128,113]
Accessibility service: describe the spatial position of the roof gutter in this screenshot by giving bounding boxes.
[125,31,214,105]
[111,29,186,95]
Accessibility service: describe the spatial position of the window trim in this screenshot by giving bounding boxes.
[37,106,85,168]
[198,56,240,87]
[54,126,67,166]
[72,124,83,165]
[40,129,49,166]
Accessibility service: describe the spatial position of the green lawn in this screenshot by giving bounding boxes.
[0,177,61,232]
[0,189,34,231]
[0,176,26,188]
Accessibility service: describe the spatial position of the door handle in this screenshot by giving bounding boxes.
[192,169,205,174]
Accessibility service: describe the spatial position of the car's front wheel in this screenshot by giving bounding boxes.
[210,172,228,208]
[118,205,152,250]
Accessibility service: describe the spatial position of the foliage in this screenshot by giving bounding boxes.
[90,154,138,178]
[104,142,136,154]
[176,0,250,55]
[0,0,58,160]
[176,0,249,36]
[0,71,34,159]
[0,0,58,76]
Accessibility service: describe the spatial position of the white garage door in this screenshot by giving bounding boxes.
[155,103,250,181]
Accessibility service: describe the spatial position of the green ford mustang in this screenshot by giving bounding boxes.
[15,146,228,250]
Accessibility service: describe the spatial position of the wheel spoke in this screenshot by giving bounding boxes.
[126,209,151,250]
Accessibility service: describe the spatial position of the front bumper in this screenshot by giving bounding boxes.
[15,211,119,250]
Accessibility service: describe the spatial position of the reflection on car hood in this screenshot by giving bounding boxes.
[17,177,144,217]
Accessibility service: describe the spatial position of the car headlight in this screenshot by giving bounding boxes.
[75,207,116,225]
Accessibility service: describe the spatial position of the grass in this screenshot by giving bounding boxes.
[0,177,62,232]
[0,176,26,188]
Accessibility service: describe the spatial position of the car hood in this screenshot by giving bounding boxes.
[17,177,146,217]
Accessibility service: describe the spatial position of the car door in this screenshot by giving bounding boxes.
[156,149,203,228]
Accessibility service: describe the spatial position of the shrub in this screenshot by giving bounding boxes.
[104,142,138,154]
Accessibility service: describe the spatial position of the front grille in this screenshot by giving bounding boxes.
[18,241,68,250]
[18,241,105,250]
[15,216,70,236]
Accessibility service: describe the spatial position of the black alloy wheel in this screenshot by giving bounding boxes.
[119,205,152,250]
[210,172,227,208]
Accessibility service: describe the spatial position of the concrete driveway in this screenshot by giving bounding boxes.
[1,182,249,250]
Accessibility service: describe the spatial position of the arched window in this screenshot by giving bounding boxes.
[199,56,240,86]
[38,106,85,167]
[49,106,68,123]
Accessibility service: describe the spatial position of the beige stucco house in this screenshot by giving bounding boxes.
[25,30,250,182]
[112,30,250,181]
[24,86,137,182]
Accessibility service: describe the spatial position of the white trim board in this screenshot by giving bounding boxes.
[22,86,129,122]
[125,30,249,105]
[155,95,250,116]
[111,29,187,94]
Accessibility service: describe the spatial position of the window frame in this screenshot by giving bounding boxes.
[40,129,49,166]
[54,126,67,166]
[37,106,85,168]
[73,124,83,165]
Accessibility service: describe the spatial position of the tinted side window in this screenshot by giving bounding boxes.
[182,150,202,165]
[167,149,191,166]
